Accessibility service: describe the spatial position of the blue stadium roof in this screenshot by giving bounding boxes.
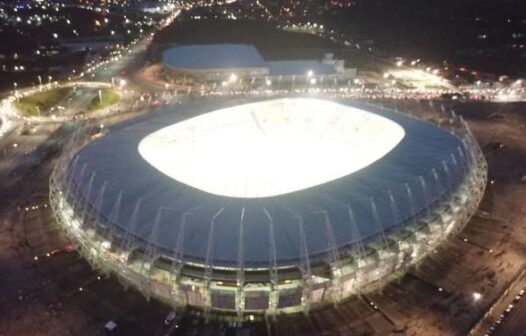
[67,98,467,268]
[267,60,336,77]
[162,44,267,70]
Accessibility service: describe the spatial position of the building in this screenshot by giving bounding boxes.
[50,97,487,321]
[161,44,356,86]
[162,44,269,82]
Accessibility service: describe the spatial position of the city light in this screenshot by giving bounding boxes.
[0,0,520,330]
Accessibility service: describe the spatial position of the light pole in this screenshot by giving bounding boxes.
[48,75,52,85]
[13,82,18,102]
[37,75,42,91]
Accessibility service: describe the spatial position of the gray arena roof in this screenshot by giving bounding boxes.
[267,60,336,77]
[67,98,468,268]
[162,44,267,70]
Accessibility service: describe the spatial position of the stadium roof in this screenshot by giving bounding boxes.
[267,60,336,77]
[162,44,267,70]
[68,98,467,268]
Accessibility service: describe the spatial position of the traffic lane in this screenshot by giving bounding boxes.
[494,292,526,336]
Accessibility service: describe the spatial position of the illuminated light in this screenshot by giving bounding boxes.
[389,69,449,88]
[473,292,482,301]
[138,98,405,198]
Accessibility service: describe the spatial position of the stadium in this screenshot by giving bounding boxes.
[50,97,487,320]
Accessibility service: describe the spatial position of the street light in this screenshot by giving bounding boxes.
[13,82,18,102]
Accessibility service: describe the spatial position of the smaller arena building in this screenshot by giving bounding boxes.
[161,44,356,84]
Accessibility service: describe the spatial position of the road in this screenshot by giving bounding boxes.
[495,293,526,336]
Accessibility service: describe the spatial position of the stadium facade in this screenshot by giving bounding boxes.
[50,97,487,320]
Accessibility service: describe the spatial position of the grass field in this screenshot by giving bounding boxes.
[87,89,120,111]
[14,87,72,117]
